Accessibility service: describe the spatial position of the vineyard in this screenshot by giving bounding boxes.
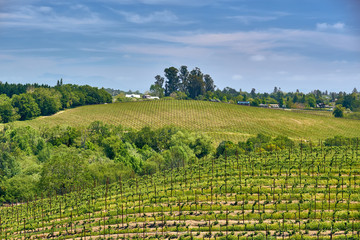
[1,145,359,239]
[9,100,360,144]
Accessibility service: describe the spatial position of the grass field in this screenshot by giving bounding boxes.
[1,146,359,239]
[8,100,360,143]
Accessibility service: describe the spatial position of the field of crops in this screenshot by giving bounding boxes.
[8,100,360,144]
[1,145,359,239]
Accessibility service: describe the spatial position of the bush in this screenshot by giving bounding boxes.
[333,104,345,118]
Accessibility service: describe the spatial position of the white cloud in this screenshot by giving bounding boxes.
[250,54,266,61]
[117,10,178,24]
[146,28,360,54]
[316,22,345,31]
[0,5,109,32]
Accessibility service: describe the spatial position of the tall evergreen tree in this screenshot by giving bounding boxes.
[188,67,205,99]
[154,75,165,88]
[178,65,189,93]
[204,74,215,92]
[164,67,179,96]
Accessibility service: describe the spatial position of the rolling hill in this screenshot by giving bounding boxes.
[8,100,360,143]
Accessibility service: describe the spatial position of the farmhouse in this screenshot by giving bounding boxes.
[143,95,160,100]
[269,104,279,108]
[237,101,250,106]
[125,94,141,98]
[317,103,326,108]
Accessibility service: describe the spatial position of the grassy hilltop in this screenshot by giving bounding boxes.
[10,100,360,143]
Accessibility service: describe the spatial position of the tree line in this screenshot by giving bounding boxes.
[149,67,359,117]
[0,80,112,123]
[1,121,352,203]
[0,122,213,202]
[150,66,215,99]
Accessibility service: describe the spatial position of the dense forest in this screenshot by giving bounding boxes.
[0,80,112,123]
[149,66,360,115]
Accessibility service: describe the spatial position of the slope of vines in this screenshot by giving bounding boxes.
[1,145,360,239]
[9,100,360,144]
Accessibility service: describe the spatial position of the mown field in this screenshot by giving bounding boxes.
[9,100,360,143]
[1,145,359,239]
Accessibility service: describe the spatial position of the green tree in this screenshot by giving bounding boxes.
[0,94,19,123]
[32,88,62,116]
[305,94,316,108]
[178,65,189,93]
[11,93,40,120]
[333,104,345,118]
[250,88,256,98]
[154,75,165,88]
[204,74,215,92]
[150,84,164,98]
[164,67,179,96]
[188,67,205,99]
[0,152,19,179]
[40,148,91,193]
[162,145,194,169]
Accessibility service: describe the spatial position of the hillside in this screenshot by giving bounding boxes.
[9,100,360,143]
[1,146,359,239]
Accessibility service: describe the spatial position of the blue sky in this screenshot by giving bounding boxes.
[0,0,359,93]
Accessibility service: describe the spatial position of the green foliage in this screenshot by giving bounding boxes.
[324,135,359,146]
[0,122,217,202]
[32,88,62,115]
[149,84,164,98]
[42,125,81,147]
[336,92,360,111]
[40,147,92,193]
[0,152,20,178]
[11,93,41,120]
[0,94,19,123]
[271,135,295,149]
[0,83,112,123]
[2,144,359,238]
[305,94,316,108]
[163,145,195,169]
[217,134,295,156]
[88,158,131,185]
[164,67,179,96]
[216,141,240,157]
[1,174,39,202]
[188,68,205,99]
[157,66,214,99]
[246,133,272,151]
[333,104,345,118]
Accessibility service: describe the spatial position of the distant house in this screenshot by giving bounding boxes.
[317,103,326,108]
[237,101,250,106]
[269,104,279,108]
[125,94,141,98]
[143,95,159,100]
[259,104,268,108]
